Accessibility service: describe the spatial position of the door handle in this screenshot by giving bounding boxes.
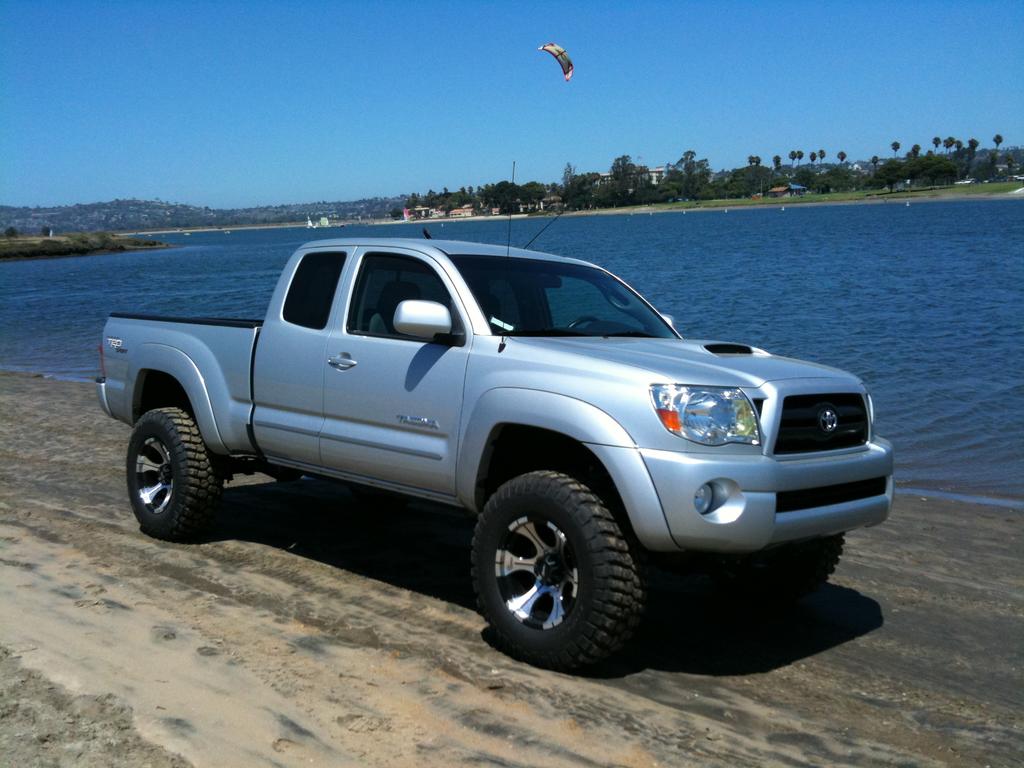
[327,353,357,371]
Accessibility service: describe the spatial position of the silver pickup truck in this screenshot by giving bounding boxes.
[97,237,893,669]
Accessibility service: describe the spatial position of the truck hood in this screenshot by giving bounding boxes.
[514,337,860,388]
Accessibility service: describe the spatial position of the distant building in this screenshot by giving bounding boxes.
[542,194,563,211]
[768,183,808,198]
[595,166,666,187]
[645,166,666,185]
[448,204,474,218]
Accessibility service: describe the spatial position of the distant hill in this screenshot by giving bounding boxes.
[0,196,406,233]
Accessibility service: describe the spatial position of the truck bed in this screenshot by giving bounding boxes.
[109,313,262,329]
[100,313,262,455]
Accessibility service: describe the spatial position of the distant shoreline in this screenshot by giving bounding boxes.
[0,234,172,262]
[122,186,1023,236]
[121,214,534,236]
[8,188,1019,251]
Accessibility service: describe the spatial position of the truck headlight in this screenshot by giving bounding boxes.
[650,384,761,446]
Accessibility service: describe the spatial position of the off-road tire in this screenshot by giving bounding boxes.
[712,534,845,602]
[471,470,646,670]
[126,407,223,542]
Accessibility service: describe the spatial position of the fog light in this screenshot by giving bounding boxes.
[694,483,713,515]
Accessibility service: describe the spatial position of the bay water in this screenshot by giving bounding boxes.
[2,199,1021,497]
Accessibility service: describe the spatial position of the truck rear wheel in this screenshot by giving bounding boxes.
[126,408,223,542]
[712,534,845,601]
[471,471,645,670]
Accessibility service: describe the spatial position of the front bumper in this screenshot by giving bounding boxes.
[641,438,894,552]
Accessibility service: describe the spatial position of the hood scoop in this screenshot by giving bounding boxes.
[704,343,755,356]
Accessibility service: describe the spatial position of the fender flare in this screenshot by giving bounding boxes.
[457,387,634,508]
[131,343,227,454]
[456,388,674,549]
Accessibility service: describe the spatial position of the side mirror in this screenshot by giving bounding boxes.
[393,300,453,340]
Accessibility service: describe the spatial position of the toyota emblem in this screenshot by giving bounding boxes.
[818,407,839,433]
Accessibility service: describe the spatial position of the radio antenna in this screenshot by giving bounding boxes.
[505,161,515,257]
[523,208,564,249]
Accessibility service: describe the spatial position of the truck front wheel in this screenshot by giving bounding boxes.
[471,471,645,670]
[126,407,223,542]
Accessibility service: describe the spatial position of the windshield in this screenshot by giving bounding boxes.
[449,256,678,338]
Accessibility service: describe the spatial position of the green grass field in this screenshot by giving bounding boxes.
[645,180,1022,212]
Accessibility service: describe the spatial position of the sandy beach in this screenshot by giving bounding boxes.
[0,371,1020,767]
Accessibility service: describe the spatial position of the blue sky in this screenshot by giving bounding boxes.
[2,0,1022,207]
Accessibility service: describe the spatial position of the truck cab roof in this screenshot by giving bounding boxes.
[297,237,592,267]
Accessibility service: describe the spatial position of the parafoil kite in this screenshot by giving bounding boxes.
[538,43,573,81]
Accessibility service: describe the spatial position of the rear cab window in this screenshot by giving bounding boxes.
[282,251,347,330]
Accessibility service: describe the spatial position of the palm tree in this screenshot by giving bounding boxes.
[773,154,782,170]
[964,138,979,177]
[819,148,826,162]
[932,136,941,152]
[796,150,804,165]
[788,150,797,166]
[837,150,847,165]
[891,141,901,157]
[954,139,963,152]
[747,155,756,166]
[810,151,818,165]
[870,155,880,172]
[993,134,1003,150]
[910,144,921,158]
[944,136,956,154]
[753,156,762,166]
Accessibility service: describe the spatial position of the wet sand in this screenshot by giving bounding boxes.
[0,372,1020,766]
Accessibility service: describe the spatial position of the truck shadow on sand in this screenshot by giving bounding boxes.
[588,580,882,678]
[211,478,883,678]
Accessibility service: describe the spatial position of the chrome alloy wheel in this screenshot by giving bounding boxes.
[134,437,174,514]
[495,516,579,630]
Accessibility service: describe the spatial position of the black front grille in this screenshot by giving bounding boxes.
[776,476,887,513]
[774,393,868,454]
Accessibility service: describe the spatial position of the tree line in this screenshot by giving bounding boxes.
[393,133,1015,216]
